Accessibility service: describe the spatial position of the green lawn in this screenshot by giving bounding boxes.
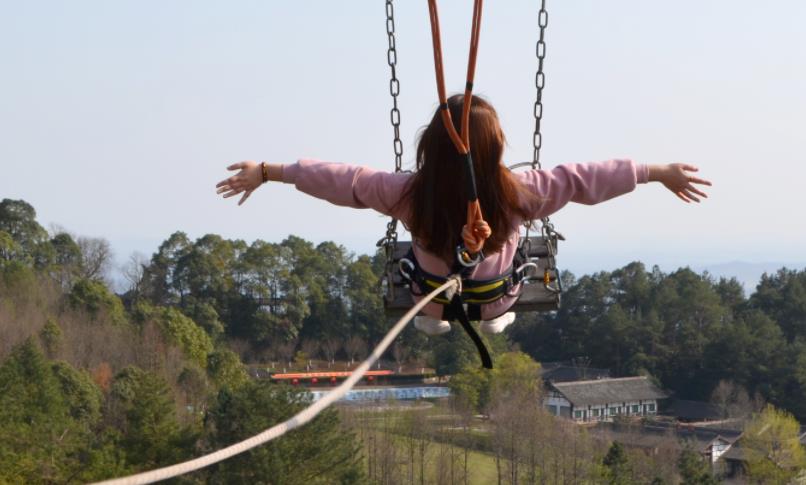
[360,430,499,484]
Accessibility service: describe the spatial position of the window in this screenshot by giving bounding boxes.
[648,403,656,412]
[631,405,640,414]
[592,408,601,417]
[574,410,583,419]
[609,407,619,416]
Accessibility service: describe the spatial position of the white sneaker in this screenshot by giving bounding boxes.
[479,312,516,334]
[414,315,452,336]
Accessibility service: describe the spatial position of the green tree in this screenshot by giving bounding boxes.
[0,199,48,260]
[142,231,191,305]
[48,232,83,286]
[237,240,299,340]
[207,348,248,389]
[135,304,213,368]
[0,230,22,264]
[490,351,542,400]
[677,446,718,485]
[174,234,238,306]
[448,362,491,413]
[742,405,806,484]
[39,318,62,358]
[345,255,384,342]
[182,297,226,339]
[68,278,127,325]
[206,382,364,484]
[0,340,102,484]
[430,327,490,376]
[298,241,351,342]
[449,352,540,414]
[602,441,633,485]
[751,268,806,341]
[109,367,192,468]
[50,361,102,422]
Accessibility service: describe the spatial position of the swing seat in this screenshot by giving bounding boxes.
[382,236,561,317]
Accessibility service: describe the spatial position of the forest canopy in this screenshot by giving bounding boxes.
[2,197,805,483]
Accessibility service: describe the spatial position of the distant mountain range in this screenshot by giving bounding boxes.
[694,261,806,294]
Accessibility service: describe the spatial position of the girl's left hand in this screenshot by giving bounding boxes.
[216,161,263,205]
[650,163,712,203]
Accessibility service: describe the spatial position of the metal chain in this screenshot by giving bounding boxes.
[380,0,403,298]
[532,0,548,170]
[529,0,562,294]
[523,0,549,241]
[386,0,403,174]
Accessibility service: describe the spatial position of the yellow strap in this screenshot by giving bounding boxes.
[424,278,506,306]
[424,278,505,293]
[432,293,503,306]
[461,279,505,294]
[464,294,507,304]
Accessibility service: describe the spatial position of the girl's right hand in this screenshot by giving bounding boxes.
[649,163,712,203]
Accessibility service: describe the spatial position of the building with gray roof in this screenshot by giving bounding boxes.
[545,376,668,422]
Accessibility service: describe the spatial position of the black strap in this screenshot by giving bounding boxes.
[467,304,482,321]
[444,295,493,369]
[400,247,503,369]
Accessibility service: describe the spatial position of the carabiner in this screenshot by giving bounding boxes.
[456,245,483,268]
[399,258,416,281]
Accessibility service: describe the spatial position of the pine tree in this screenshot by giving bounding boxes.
[206,382,364,484]
[603,441,633,485]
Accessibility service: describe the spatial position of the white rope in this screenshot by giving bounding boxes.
[91,278,460,485]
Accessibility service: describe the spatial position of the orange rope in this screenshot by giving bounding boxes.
[427,0,490,256]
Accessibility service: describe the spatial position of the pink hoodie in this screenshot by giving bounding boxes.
[283,159,649,319]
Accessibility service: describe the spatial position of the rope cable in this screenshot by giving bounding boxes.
[426,0,489,256]
[91,278,460,485]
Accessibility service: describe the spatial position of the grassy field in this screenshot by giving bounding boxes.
[345,400,506,483]
[359,428,499,484]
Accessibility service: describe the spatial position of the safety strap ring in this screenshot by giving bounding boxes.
[456,244,484,268]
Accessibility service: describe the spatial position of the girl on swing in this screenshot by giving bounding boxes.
[216,94,711,335]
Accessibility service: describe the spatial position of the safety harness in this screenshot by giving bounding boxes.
[398,242,534,369]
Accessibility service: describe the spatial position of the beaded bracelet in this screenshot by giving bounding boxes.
[261,162,269,183]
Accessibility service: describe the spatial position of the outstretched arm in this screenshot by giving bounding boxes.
[518,159,712,220]
[216,159,411,219]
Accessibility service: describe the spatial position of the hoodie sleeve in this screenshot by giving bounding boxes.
[517,159,649,219]
[281,159,411,220]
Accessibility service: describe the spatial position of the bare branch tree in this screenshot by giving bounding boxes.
[277,340,296,371]
[391,343,408,373]
[344,336,366,366]
[321,337,341,368]
[228,338,253,362]
[711,379,763,428]
[77,236,113,282]
[300,339,320,371]
[121,251,148,295]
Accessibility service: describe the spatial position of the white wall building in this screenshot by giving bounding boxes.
[544,376,668,423]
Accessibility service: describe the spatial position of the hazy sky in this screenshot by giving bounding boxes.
[1,1,804,276]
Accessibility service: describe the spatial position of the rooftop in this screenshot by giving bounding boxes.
[552,376,668,406]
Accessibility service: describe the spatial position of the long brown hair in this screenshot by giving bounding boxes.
[398,95,534,263]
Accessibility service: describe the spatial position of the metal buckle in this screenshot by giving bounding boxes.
[398,258,416,281]
[456,245,483,268]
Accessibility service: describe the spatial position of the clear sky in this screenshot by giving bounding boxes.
[1,1,804,277]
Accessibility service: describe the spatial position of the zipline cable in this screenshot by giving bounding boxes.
[90,278,460,485]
